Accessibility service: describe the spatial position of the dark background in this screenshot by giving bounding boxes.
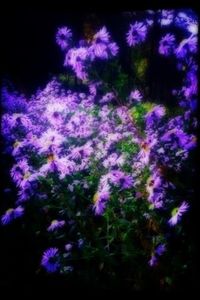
[0,8,199,294]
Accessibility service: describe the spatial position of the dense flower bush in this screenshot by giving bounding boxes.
[1,9,198,289]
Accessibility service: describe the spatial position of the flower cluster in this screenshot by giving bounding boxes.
[56,26,119,80]
[1,10,197,278]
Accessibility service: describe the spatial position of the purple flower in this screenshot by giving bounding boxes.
[47,220,65,232]
[93,191,110,216]
[159,34,175,56]
[109,170,133,189]
[126,22,147,47]
[149,255,157,267]
[108,42,119,56]
[94,26,110,43]
[1,206,24,225]
[175,35,197,58]
[41,247,60,273]
[56,26,72,50]
[145,105,165,128]
[65,243,73,251]
[155,244,166,256]
[99,92,115,104]
[168,201,189,226]
[160,10,174,26]
[129,89,142,101]
[161,128,196,151]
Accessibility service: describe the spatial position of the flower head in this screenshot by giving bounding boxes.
[168,201,189,226]
[1,206,24,225]
[41,247,60,273]
[159,34,175,56]
[56,26,72,50]
[129,89,142,101]
[47,220,65,232]
[94,26,110,43]
[127,22,147,47]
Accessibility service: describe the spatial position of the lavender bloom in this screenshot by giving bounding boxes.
[109,170,133,189]
[161,129,196,151]
[108,42,119,56]
[89,43,109,59]
[129,90,142,101]
[175,11,198,33]
[168,201,189,226]
[1,206,24,225]
[93,191,110,216]
[47,220,65,232]
[126,22,147,47]
[187,22,198,35]
[160,10,174,26]
[145,105,165,128]
[65,243,73,251]
[159,34,175,56]
[41,247,60,273]
[99,92,115,104]
[2,87,27,114]
[149,244,166,267]
[175,35,197,59]
[94,26,110,43]
[56,26,72,50]
[155,244,166,256]
[149,255,157,267]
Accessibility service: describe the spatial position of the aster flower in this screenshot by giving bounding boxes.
[168,201,189,226]
[126,22,147,47]
[108,42,119,56]
[94,26,110,43]
[145,105,166,128]
[109,170,133,189]
[159,33,176,56]
[65,243,73,251]
[99,92,115,104]
[38,129,65,154]
[155,244,166,256]
[187,22,198,35]
[93,190,110,216]
[149,243,166,267]
[175,35,197,59]
[159,10,174,26]
[41,247,60,273]
[129,90,142,101]
[56,26,72,50]
[47,220,65,232]
[175,11,198,33]
[1,206,24,225]
[148,255,157,267]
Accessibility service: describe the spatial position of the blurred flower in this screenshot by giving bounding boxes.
[175,35,197,58]
[94,26,110,43]
[1,206,24,225]
[41,247,60,273]
[149,255,157,267]
[168,201,189,226]
[47,220,65,232]
[159,34,175,56]
[126,22,147,46]
[65,243,73,251]
[129,90,142,101]
[155,244,166,256]
[56,26,72,50]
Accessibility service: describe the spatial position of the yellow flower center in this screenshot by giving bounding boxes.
[47,154,55,162]
[13,141,20,148]
[23,172,30,179]
[93,192,99,204]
